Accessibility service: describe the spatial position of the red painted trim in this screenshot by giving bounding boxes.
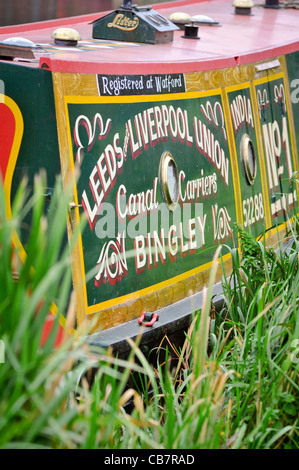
[39,55,233,74]
[39,38,299,75]
[0,103,16,181]
[236,41,299,65]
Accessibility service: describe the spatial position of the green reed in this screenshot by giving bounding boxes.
[0,175,298,449]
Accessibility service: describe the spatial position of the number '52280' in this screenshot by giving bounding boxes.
[242,193,265,228]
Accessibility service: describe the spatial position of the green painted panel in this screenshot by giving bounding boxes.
[66,92,237,310]
[0,62,61,242]
[254,75,297,226]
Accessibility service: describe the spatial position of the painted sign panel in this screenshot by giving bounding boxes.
[226,83,268,238]
[65,90,237,314]
[254,73,297,227]
[97,73,186,96]
[286,51,299,160]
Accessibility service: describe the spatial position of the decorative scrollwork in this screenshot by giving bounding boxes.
[273,83,286,114]
[212,204,233,242]
[200,100,227,141]
[74,113,112,163]
[95,232,127,286]
[256,88,269,121]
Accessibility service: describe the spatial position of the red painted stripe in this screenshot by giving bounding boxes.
[40,315,64,347]
[39,39,299,75]
[0,103,16,181]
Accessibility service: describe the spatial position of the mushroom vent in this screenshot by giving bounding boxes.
[51,28,82,46]
[233,0,255,15]
[0,37,37,60]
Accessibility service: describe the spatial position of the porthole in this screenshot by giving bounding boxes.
[159,151,179,211]
[241,134,256,185]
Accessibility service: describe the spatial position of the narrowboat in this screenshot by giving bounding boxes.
[1,0,299,356]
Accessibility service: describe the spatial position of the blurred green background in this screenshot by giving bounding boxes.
[0,0,172,27]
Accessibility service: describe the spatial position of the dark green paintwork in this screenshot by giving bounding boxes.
[0,62,61,242]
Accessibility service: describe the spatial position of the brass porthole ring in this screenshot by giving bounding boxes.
[241,134,256,185]
[159,151,179,211]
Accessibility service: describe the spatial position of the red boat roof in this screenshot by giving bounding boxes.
[0,0,298,74]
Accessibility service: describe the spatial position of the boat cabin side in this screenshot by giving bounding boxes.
[0,1,299,351]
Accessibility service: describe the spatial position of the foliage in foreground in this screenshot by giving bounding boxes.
[0,175,298,449]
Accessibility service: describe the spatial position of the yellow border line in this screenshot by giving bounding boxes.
[86,252,232,314]
[65,89,221,105]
